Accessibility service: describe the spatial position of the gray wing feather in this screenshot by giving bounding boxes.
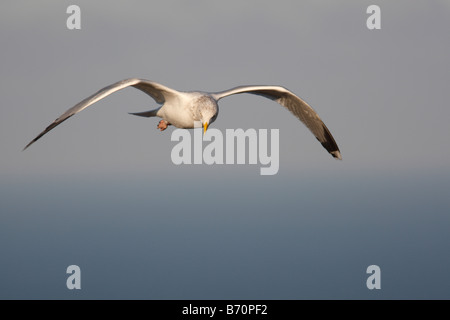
[23,78,178,150]
[212,85,342,159]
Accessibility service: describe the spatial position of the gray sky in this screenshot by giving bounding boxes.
[1,0,449,177]
[1,0,450,299]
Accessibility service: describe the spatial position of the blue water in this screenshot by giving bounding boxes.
[1,170,449,299]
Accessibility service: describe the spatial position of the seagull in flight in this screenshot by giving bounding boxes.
[24,78,342,159]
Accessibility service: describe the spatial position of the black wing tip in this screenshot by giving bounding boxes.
[22,141,33,151]
[320,142,342,160]
[23,130,50,151]
[23,115,74,151]
[23,135,43,151]
[331,150,342,160]
[23,135,44,151]
[319,124,342,160]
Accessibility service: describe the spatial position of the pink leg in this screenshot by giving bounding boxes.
[157,120,170,131]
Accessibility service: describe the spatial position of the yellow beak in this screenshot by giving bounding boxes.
[203,122,208,134]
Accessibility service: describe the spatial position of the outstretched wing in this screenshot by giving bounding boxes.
[23,78,179,150]
[211,85,342,160]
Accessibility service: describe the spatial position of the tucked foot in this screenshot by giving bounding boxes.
[157,120,170,131]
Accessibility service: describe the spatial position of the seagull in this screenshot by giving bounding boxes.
[23,78,342,159]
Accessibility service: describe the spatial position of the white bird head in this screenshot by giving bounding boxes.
[197,95,218,134]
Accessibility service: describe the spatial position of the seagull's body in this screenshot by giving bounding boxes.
[24,78,342,160]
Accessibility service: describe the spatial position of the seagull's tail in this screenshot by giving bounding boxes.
[128,108,159,118]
